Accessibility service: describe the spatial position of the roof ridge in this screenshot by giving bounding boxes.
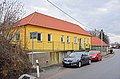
[27,12,36,24]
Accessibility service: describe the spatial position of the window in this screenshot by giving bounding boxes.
[48,34,52,42]
[80,38,82,46]
[7,34,12,41]
[37,33,42,41]
[74,37,77,43]
[14,32,20,41]
[84,38,86,44]
[88,38,90,44]
[61,35,64,42]
[67,36,70,43]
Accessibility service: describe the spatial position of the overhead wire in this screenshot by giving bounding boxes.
[46,0,93,30]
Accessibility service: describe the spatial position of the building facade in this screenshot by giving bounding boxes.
[15,12,91,66]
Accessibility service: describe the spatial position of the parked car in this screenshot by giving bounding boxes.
[88,50,102,61]
[62,52,91,68]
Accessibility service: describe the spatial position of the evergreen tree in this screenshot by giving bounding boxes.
[99,29,109,44]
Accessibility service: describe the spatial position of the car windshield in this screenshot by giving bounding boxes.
[89,52,97,55]
[69,52,82,57]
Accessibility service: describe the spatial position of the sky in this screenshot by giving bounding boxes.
[19,0,120,43]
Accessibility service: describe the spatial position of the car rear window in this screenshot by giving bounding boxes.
[89,52,97,55]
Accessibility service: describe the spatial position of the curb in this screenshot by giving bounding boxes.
[103,53,115,58]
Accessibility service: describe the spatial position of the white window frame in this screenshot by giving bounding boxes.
[67,36,70,43]
[37,32,42,41]
[74,37,77,43]
[61,35,64,42]
[48,34,52,42]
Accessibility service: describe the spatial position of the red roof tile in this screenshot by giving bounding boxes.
[91,37,108,46]
[18,12,91,36]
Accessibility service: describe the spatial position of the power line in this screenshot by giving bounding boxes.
[46,0,93,30]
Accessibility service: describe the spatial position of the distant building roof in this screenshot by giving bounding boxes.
[91,37,108,46]
[18,12,91,36]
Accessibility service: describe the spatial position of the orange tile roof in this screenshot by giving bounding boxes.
[18,12,91,36]
[91,37,108,46]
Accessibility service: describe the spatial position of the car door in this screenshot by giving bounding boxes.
[81,54,88,65]
[84,54,90,64]
[99,53,102,59]
[97,53,100,60]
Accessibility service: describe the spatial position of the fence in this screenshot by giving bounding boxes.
[28,41,90,51]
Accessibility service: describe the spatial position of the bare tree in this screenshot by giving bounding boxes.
[88,29,110,44]
[0,0,32,79]
[88,29,100,37]
[0,0,24,40]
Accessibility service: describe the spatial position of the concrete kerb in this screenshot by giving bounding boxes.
[103,52,115,58]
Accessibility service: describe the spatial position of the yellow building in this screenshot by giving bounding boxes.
[16,12,91,66]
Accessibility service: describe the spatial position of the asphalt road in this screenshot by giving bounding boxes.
[49,49,120,79]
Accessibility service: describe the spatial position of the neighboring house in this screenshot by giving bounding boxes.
[91,37,108,55]
[110,43,120,49]
[15,12,91,66]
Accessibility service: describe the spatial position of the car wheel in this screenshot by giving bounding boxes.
[100,57,102,61]
[97,57,99,61]
[63,64,66,67]
[88,60,91,65]
[78,62,82,68]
